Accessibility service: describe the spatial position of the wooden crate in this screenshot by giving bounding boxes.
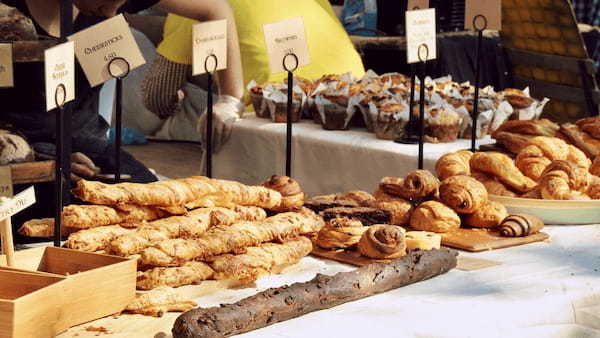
[0,247,137,332]
[0,268,68,338]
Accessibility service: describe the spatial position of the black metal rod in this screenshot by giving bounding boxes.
[115,77,123,183]
[418,61,426,170]
[206,72,213,178]
[286,70,293,177]
[54,105,63,247]
[408,63,417,137]
[471,28,484,152]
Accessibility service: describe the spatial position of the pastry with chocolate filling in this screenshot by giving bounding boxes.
[410,201,461,233]
[439,175,488,214]
[262,175,304,212]
[320,207,391,226]
[304,195,359,213]
[357,224,406,259]
[379,170,440,200]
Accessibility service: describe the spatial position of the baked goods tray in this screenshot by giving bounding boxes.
[490,195,600,225]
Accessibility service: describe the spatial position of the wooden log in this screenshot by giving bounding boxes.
[173,248,457,338]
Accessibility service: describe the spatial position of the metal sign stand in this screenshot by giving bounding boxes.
[54,84,66,247]
[107,57,131,183]
[283,53,299,177]
[470,15,487,152]
[417,44,429,170]
[204,54,218,178]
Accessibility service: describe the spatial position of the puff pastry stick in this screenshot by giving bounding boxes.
[470,152,537,193]
[18,218,77,238]
[210,237,312,284]
[66,225,133,252]
[137,262,215,290]
[109,206,267,257]
[140,210,324,267]
[184,178,282,210]
[125,287,197,317]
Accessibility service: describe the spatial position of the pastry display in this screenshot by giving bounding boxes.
[262,175,305,212]
[65,225,133,252]
[439,175,488,214]
[136,262,215,290]
[357,224,406,260]
[316,217,368,250]
[210,237,313,284]
[410,201,461,233]
[379,170,440,200]
[404,231,442,251]
[125,287,197,317]
[463,201,508,229]
[499,214,545,237]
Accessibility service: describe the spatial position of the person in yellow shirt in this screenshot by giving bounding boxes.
[141,0,365,150]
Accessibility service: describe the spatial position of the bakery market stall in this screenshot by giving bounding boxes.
[2,1,600,338]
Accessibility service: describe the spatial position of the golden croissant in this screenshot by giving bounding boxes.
[515,145,552,181]
[539,160,591,200]
[470,152,537,193]
[435,150,473,181]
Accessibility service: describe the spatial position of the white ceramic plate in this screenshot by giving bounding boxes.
[490,195,600,225]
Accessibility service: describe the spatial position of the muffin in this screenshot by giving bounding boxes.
[425,107,462,143]
[247,81,267,118]
[371,99,409,140]
[315,94,355,130]
[263,84,304,123]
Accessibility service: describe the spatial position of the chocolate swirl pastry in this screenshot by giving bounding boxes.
[410,201,461,233]
[262,175,305,211]
[357,225,406,259]
[439,175,488,214]
[499,214,544,237]
[380,170,440,200]
[316,217,368,250]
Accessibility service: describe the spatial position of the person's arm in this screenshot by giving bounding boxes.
[155,0,244,100]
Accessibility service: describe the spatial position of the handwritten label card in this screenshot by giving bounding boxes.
[68,14,145,87]
[0,186,35,221]
[0,44,14,88]
[0,167,13,198]
[263,17,310,73]
[407,0,429,10]
[192,20,228,76]
[44,41,75,111]
[465,0,501,31]
[406,8,437,64]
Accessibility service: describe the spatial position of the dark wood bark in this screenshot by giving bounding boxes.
[173,248,458,338]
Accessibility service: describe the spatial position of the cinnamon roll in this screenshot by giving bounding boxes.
[357,224,406,259]
[262,175,305,211]
[316,217,368,250]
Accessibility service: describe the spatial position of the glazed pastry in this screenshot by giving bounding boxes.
[439,175,488,214]
[492,119,559,137]
[471,171,518,197]
[499,214,544,237]
[379,170,440,200]
[589,156,600,177]
[140,211,324,267]
[125,287,197,317]
[463,201,508,229]
[316,217,368,249]
[357,225,406,259]
[320,207,391,226]
[492,131,535,155]
[210,237,313,284]
[560,124,600,159]
[405,231,442,251]
[137,262,215,290]
[435,150,473,180]
[515,145,552,181]
[66,225,133,252]
[470,152,537,193]
[262,175,305,211]
[410,201,461,233]
[539,160,590,200]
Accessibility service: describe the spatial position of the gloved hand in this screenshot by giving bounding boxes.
[196,95,244,153]
[70,152,100,181]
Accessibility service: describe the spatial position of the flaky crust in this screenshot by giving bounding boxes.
[380,170,440,200]
[137,262,215,290]
[492,132,534,155]
[435,150,473,181]
[66,225,133,252]
[539,160,591,200]
[576,117,600,139]
[499,214,544,237]
[336,191,376,207]
[262,175,305,211]
[492,119,559,137]
[590,157,600,177]
[470,152,537,193]
[410,201,461,233]
[125,287,197,317]
[210,237,312,284]
[463,201,508,228]
[316,217,368,249]
[357,225,406,259]
[586,175,600,199]
[516,145,552,181]
[18,218,77,238]
[439,175,488,214]
[560,124,600,159]
[471,171,518,197]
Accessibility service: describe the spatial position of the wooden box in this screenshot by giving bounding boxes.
[0,247,137,332]
[0,268,68,338]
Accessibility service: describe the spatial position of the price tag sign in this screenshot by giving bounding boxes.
[0,166,13,198]
[0,44,14,88]
[407,0,429,10]
[0,186,35,221]
[44,41,75,111]
[192,19,228,76]
[406,8,437,64]
[68,14,145,87]
[263,17,310,73]
[465,0,501,31]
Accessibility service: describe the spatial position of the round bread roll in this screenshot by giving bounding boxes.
[357,224,406,259]
[410,201,461,233]
[463,201,508,229]
[439,175,488,214]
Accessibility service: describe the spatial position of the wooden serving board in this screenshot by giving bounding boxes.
[311,247,391,267]
[8,160,55,185]
[440,228,550,252]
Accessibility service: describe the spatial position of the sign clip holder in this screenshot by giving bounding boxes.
[283,52,299,177]
[204,53,218,178]
[470,14,487,152]
[107,57,131,183]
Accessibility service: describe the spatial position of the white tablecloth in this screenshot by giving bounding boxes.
[211,116,493,196]
[195,225,600,338]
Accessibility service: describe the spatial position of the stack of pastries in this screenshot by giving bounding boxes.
[309,169,543,261]
[439,118,600,200]
[19,175,325,289]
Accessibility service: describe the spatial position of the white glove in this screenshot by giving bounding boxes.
[196,95,244,153]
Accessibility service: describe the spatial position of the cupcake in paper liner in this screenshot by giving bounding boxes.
[263,83,305,123]
[369,97,409,140]
[294,77,316,119]
[501,87,549,120]
[458,108,494,139]
[315,94,359,130]
[425,105,463,143]
[489,101,514,133]
[247,80,268,118]
[380,72,411,89]
[309,73,354,124]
